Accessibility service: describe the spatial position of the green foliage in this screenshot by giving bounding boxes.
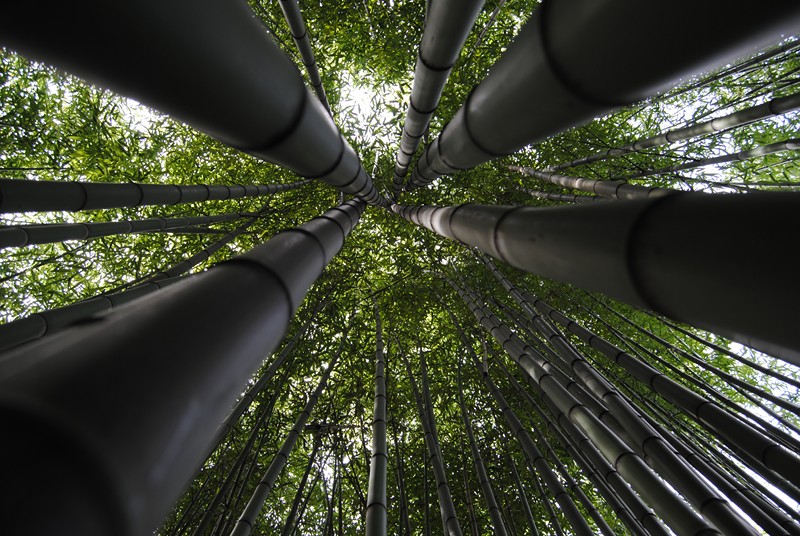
[1,3,799,535]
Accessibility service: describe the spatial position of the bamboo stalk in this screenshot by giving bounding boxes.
[0,178,311,214]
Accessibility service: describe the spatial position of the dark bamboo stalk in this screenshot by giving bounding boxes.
[277,0,331,113]
[457,365,507,536]
[391,192,800,364]
[391,0,484,195]
[521,188,606,205]
[0,178,310,214]
[0,203,269,352]
[512,166,671,199]
[0,3,386,205]
[230,346,342,536]
[365,304,388,536]
[402,347,464,536]
[546,92,800,172]
[0,211,248,249]
[623,138,800,180]
[408,1,800,187]
[0,199,364,536]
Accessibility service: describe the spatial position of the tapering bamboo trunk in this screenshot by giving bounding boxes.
[512,166,671,200]
[0,199,364,536]
[391,193,800,365]
[230,347,341,536]
[0,178,310,214]
[278,0,331,113]
[390,0,484,195]
[365,304,388,536]
[622,138,800,180]
[545,92,800,172]
[408,1,800,187]
[0,3,386,205]
[402,348,464,536]
[504,451,540,536]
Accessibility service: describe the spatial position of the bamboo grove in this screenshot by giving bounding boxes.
[1,1,799,535]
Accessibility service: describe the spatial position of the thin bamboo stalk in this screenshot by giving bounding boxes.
[277,0,331,113]
[0,211,247,249]
[546,92,800,172]
[623,138,800,180]
[402,347,464,536]
[0,199,364,536]
[511,166,671,200]
[365,304,388,536]
[522,188,606,205]
[0,178,310,214]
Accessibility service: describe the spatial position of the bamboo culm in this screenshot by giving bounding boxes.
[0,178,311,214]
[546,92,800,172]
[391,192,800,365]
[277,0,331,113]
[0,199,364,536]
[229,342,343,536]
[511,166,671,200]
[365,304,388,536]
[391,0,484,195]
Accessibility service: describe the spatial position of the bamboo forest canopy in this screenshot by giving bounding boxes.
[1,1,800,535]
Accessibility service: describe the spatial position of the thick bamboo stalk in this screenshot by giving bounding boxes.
[0,211,247,249]
[546,92,800,172]
[0,178,310,214]
[390,0,484,194]
[623,138,800,180]
[391,192,800,365]
[409,1,800,187]
[0,199,364,536]
[0,2,386,205]
[522,188,606,205]
[277,0,331,113]
[365,304,388,536]
[512,166,671,200]
[0,204,268,352]
[230,348,341,536]
[403,348,463,536]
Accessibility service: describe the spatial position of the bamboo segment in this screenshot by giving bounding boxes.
[546,92,800,172]
[391,192,800,365]
[512,166,671,200]
[409,1,800,187]
[0,199,364,536]
[521,188,606,205]
[365,304,388,536]
[391,0,484,195]
[0,2,385,205]
[278,0,331,113]
[403,348,464,536]
[230,348,341,536]
[0,178,310,214]
[0,211,247,249]
[622,138,800,180]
